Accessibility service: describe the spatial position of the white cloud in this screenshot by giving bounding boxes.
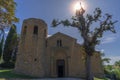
[104,56,120,65]
[5,31,9,34]
[77,40,83,44]
[100,49,104,53]
[47,34,51,37]
[101,34,117,44]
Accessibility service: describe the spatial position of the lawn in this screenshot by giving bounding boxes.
[0,69,110,80]
[0,69,35,79]
[94,77,109,80]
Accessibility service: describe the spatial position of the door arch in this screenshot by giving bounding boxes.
[50,50,68,77]
[56,59,65,77]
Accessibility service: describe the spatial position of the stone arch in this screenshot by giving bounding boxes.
[51,50,68,77]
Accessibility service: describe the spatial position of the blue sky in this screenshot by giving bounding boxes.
[14,0,120,64]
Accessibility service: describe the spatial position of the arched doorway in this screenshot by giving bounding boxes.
[56,59,65,77]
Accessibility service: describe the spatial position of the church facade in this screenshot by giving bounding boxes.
[15,18,104,78]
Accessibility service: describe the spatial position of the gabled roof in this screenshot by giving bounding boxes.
[47,32,77,41]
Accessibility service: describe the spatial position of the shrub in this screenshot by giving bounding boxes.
[0,62,15,69]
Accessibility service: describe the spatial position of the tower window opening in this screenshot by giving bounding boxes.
[23,26,27,35]
[34,58,37,61]
[33,26,38,35]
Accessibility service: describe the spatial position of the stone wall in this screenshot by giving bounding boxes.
[15,18,104,78]
[15,18,47,77]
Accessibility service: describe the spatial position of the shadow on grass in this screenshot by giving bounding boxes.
[94,77,109,80]
[0,69,110,80]
[0,69,35,79]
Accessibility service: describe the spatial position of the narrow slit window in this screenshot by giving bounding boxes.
[59,40,62,47]
[57,40,62,47]
[23,26,27,35]
[57,40,59,46]
[33,26,38,35]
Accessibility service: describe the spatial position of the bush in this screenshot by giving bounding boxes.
[0,62,15,69]
[114,68,120,80]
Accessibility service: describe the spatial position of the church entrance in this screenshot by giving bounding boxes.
[56,59,65,77]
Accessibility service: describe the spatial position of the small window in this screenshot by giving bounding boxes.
[23,26,27,35]
[59,40,62,47]
[57,40,59,46]
[57,39,62,47]
[34,58,37,61]
[33,26,38,35]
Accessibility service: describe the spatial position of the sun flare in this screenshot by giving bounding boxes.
[74,2,81,10]
[74,1,86,11]
[69,1,87,15]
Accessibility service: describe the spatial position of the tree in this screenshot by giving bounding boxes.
[0,0,19,35]
[52,4,117,80]
[0,35,4,59]
[3,24,18,63]
[114,60,120,67]
[102,58,111,64]
[101,53,111,64]
[11,35,19,63]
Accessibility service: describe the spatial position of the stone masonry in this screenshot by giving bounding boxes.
[15,18,104,78]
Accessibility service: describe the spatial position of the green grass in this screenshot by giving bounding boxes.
[94,77,109,80]
[0,69,35,79]
[0,69,113,80]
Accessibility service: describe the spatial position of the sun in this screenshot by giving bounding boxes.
[74,1,86,11]
[74,2,81,10]
[69,1,87,15]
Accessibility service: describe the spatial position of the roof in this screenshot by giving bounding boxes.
[47,32,77,41]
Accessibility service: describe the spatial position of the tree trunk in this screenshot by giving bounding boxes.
[86,53,94,80]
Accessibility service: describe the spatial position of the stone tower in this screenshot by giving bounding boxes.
[15,18,47,77]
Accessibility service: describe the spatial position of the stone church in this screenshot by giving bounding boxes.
[15,18,104,78]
